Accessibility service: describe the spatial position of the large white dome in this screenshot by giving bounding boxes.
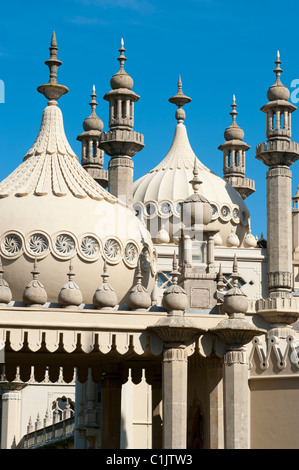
[0,102,155,305]
[133,120,251,247]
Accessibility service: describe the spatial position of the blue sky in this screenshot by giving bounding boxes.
[1,0,299,238]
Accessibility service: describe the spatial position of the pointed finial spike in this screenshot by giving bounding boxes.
[121,38,124,47]
[277,50,280,60]
[51,31,57,48]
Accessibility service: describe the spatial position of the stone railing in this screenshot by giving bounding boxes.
[21,416,75,449]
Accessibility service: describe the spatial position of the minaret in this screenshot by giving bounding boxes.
[77,86,108,188]
[99,39,144,205]
[219,95,255,199]
[256,52,299,298]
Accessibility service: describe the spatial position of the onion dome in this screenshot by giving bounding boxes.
[162,252,188,314]
[267,51,290,102]
[226,229,240,247]
[58,260,83,308]
[23,259,47,307]
[82,85,103,132]
[244,229,257,248]
[0,33,154,304]
[127,259,151,311]
[223,256,248,315]
[223,95,245,141]
[0,258,12,305]
[110,39,134,90]
[93,260,118,309]
[133,78,250,246]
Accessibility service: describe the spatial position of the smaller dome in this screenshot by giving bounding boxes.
[110,72,134,91]
[244,230,257,248]
[83,115,103,132]
[224,124,244,141]
[23,260,47,307]
[267,84,290,102]
[93,261,118,309]
[127,261,151,311]
[224,95,245,141]
[82,85,104,132]
[58,262,83,308]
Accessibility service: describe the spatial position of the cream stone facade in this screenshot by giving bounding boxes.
[0,35,299,451]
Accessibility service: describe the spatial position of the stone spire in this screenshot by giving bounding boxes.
[23,259,47,307]
[77,86,108,188]
[37,32,69,105]
[58,260,83,308]
[256,52,299,300]
[219,95,255,199]
[93,260,118,309]
[99,39,144,206]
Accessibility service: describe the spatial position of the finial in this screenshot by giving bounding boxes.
[231,254,239,287]
[23,258,47,307]
[117,38,127,70]
[93,261,118,310]
[169,76,192,123]
[58,259,83,308]
[170,251,180,284]
[274,50,283,83]
[127,257,151,311]
[230,94,238,124]
[189,156,203,194]
[37,32,69,104]
[89,85,98,115]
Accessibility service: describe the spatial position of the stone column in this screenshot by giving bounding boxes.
[223,346,249,449]
[108,156,134,206]
[210,257,265,449]
[266,165,292,297]
[162,345,188,449]
[101,368,122,449]
[147,275,205,449]
[1,389,22,449]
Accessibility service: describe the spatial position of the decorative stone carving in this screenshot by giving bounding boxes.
[54,233,76,257]
[23,259,47,307]
[80,235,100,259]
[103,238,121,263]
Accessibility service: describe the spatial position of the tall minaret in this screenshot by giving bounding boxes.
[99,39,144,205]
[219,96,255,199]
[77,86,108,188]
[256,52,299,298]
